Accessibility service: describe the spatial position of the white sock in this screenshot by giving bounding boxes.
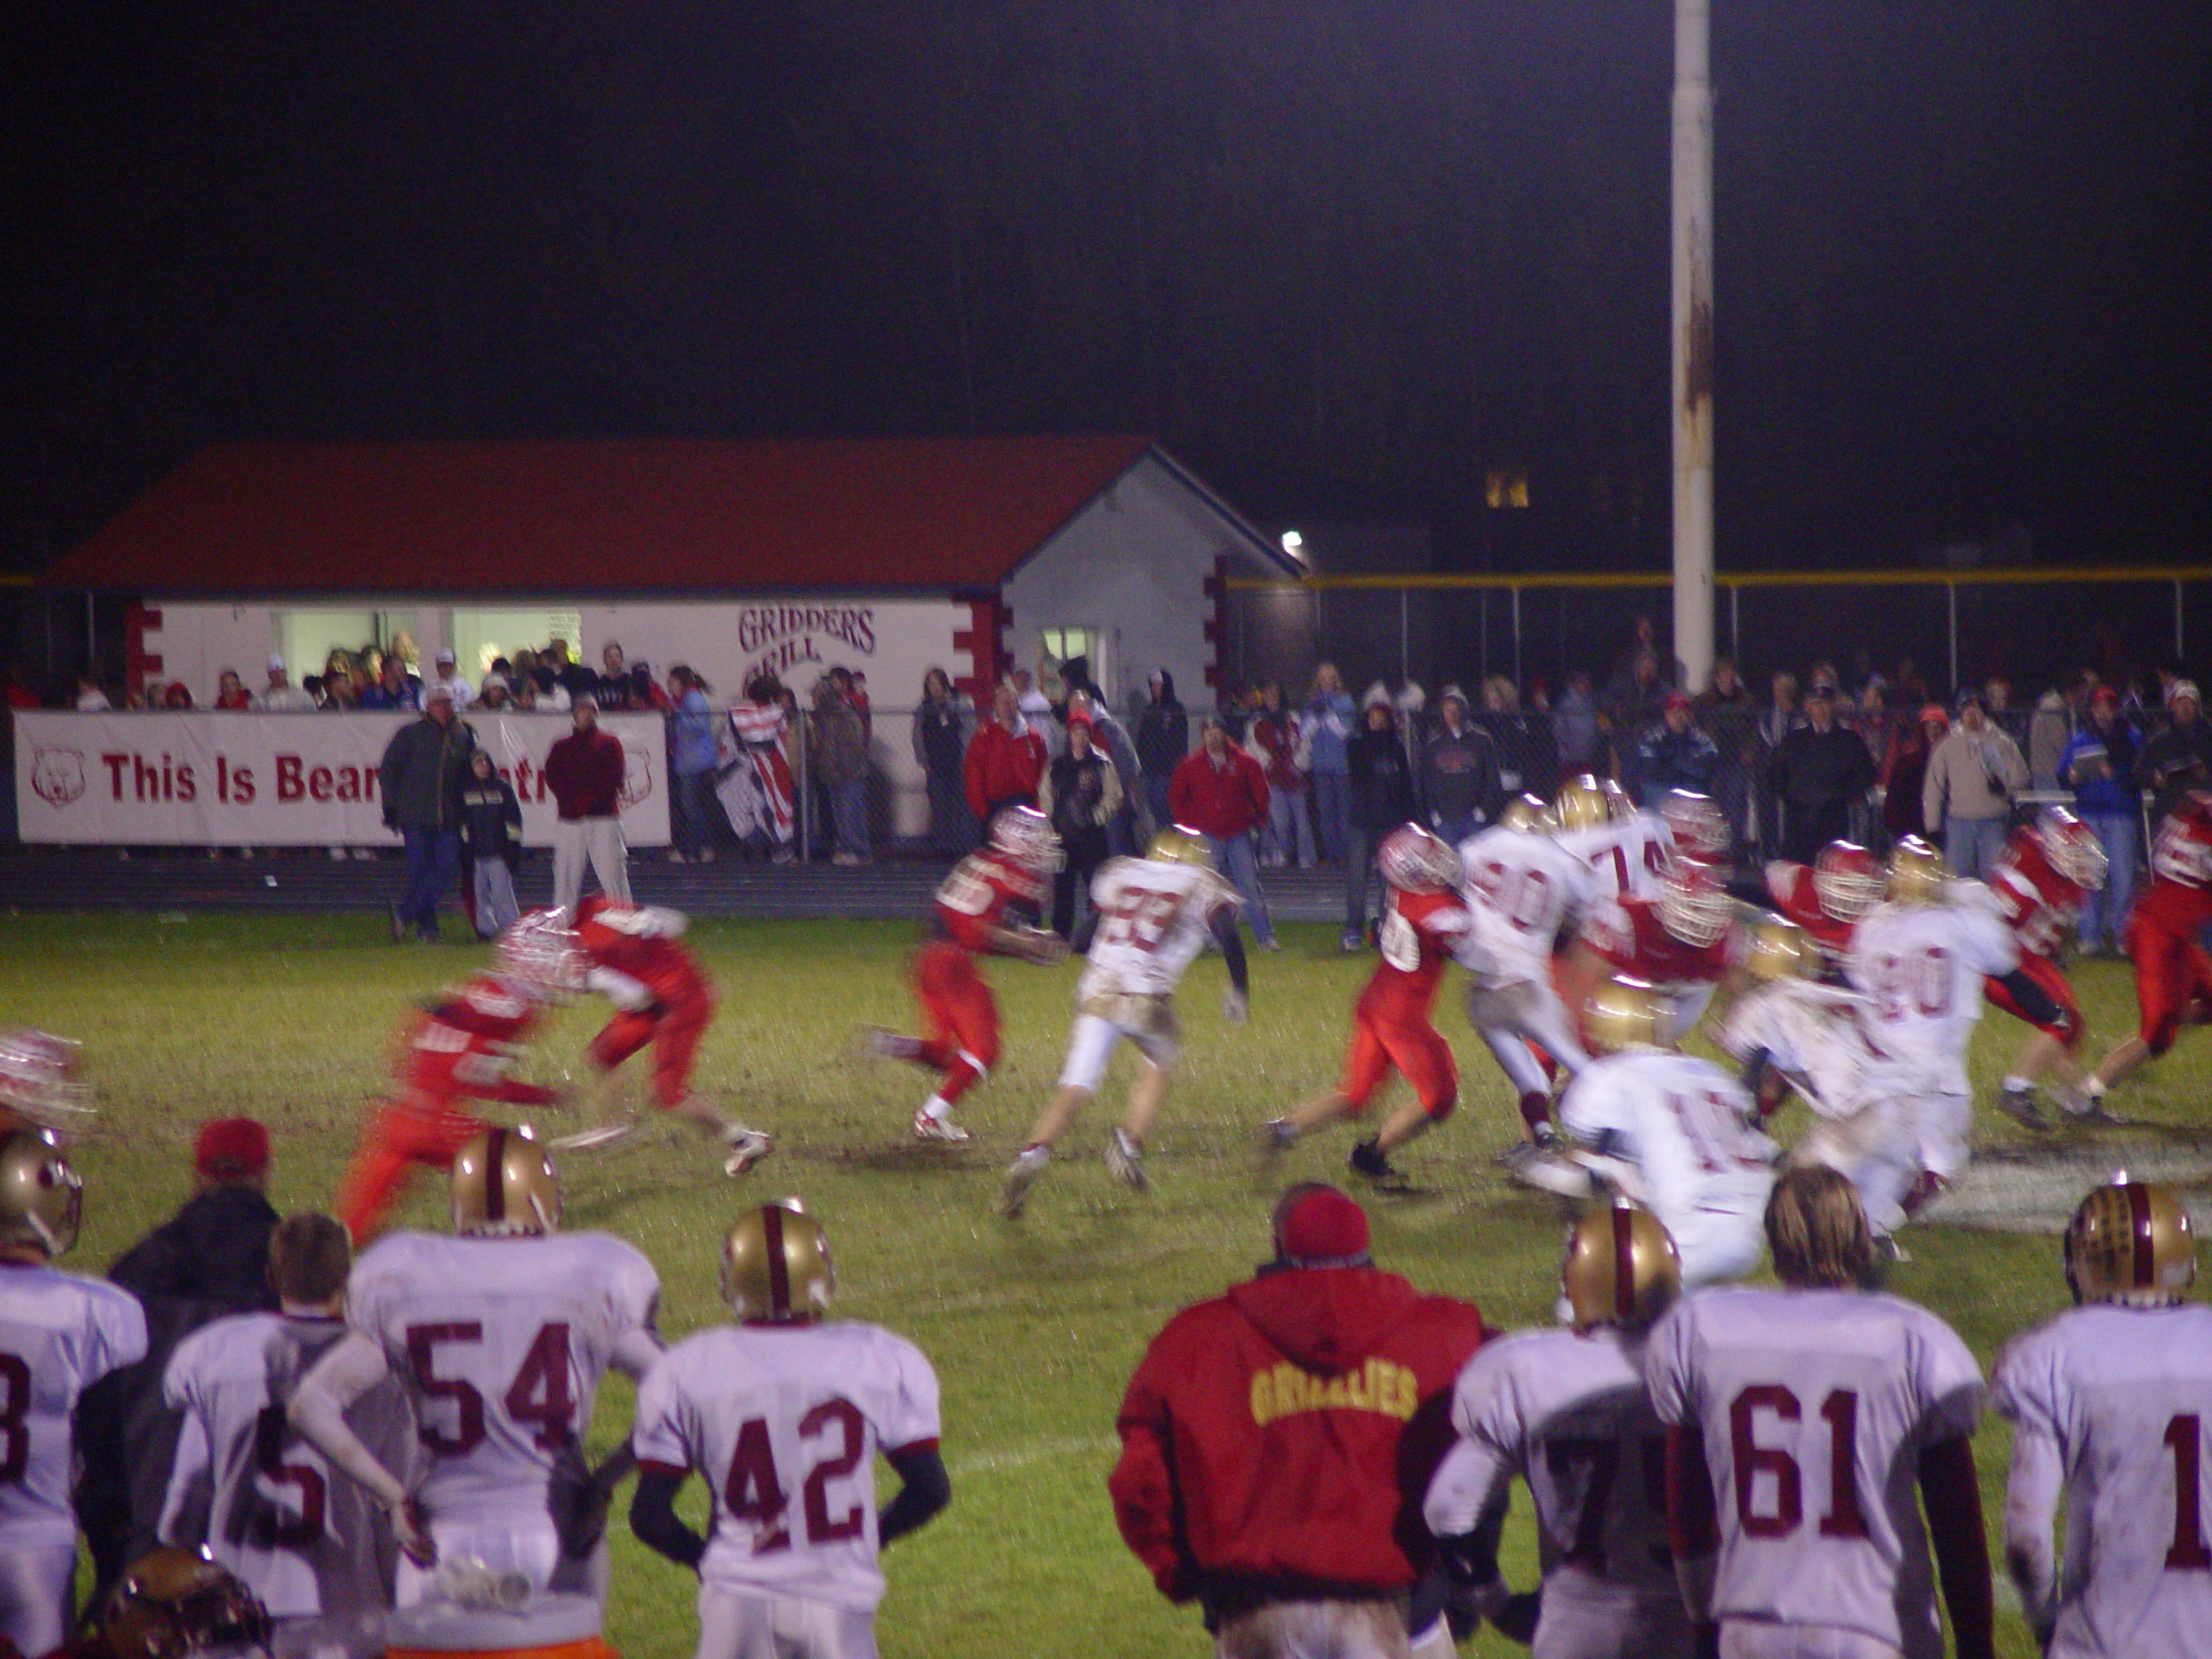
[921,1095,952,1122]
[2001,1076,2031,1095]
[2082,1077,2107,1098]
[1017,1144,1051,1166]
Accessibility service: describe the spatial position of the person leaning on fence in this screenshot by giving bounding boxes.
[2063,683,2143,954]
[1924,687,2027,881]
[1344,693,1416,952]
[1248,680,1315,868]
[1418,685,1503,846]
[665,664,719,863]
[1068,682,1143,856]
[1768,680,1876,864]
[1041,712,1122,938]
[810,670,872,865]
[1137,669,1192,832]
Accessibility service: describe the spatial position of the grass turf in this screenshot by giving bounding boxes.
[2,909,2200,1658]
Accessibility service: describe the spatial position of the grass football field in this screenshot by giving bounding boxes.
[4,909,2204,1658]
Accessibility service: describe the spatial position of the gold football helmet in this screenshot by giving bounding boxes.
[721,1199,836,1322]
[1886,836,1947,907]
[1561,1204,1681,1332]
[1743,915,1821,982]
[1145,823,1211,867]
[102,1547,270,1659]
[2065,1177,2196,1307]
[449,1126,562,1237]
[1584,976,1669,1056]
[0,1128,81,1258]
[1499,792,1551,834]
[1553,774,1613,834]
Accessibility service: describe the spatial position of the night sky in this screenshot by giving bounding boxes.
[5,3,2208,576]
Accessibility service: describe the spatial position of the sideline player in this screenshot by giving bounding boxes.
[1001,824,1247,1217]
[1458,794,1598,1178]
[2073,789,2212,1122]
[334,909,582,1242]
[1555,977,1777,1287]
[860,805,1067,1142]
[628,1200,949,1659]
[1985,806,2106,1129]
[1263,823,1483,1185]
[0,1129,148,1658]
[0,1027,95,1139]
[1992,1178,2212,1656]
[1845,838,2023,1223]
[1423,1205,1694,1659]
[159,1212,408,1659]
[1765,839,1885,974]
[569,895,772,1175]
[292,1128,661,1609]
[1648,1166,1994,1659]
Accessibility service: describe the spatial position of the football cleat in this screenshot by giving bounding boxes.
[1994,1086,2050,1132]
[721,1128,775,1177]
[912,1109,970,1144]
[1812,841,1885,922]
[1375,823,1464,894]
[0,1027,93,1133]
[1560,1203,1681,1332]
[2035,805,2109,890]
[1885,837,1948,907]
[1497,1131,1594,1200]
[1347,1137,1402,1185]
[0,1128,82,1257]
[1144,823,1211,868]
[1584,976,1671,1056]
[2063,1094,2126,1127]
[721,1199,834,1320]
[1000,1148,1048,1217]
[990,805,1065,874]
[2065,1177,2196,1306]
[1104,1129,1149,1190]
[1657,862,1732,948]
[102,1548,271,1659]
[451,1127,561,1236]
[1552,774,1614,833]
[1660,791,1729,864]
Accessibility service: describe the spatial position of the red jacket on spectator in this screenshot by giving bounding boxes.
[963,716,1048,821]
[1109,1260,1484,1607]
[1169,740,1270,838]
[544,726,626,819]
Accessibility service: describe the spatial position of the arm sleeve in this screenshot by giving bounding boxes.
[289,1332,409,1510]
[1106,1339,1197,1602]
[1665,1422,1720,1619]
[1918,1433,1996,1659]
[628,1466,704,1570]
[610,1324,666,1382]
[878,1444,950,1546]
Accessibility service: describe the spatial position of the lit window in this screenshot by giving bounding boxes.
[1484,469,1529,509]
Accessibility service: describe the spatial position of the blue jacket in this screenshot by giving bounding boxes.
[672,688,718,777]
[2062,722,2142,817]
[1305,691,1355,777]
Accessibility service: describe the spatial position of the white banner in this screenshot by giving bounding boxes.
[14,712,670,847]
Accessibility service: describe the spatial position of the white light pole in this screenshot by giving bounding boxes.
[1671,0,1715,691]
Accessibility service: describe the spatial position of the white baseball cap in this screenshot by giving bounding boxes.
[265,653,286,673]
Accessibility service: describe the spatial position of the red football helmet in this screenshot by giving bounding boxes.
[0,1029,92,1133]
[495,910,585,1001]
[1376,823,1464,894]
[1660,791,1729,864]
[990,805,1064,874]
[1657,862,1733,948]
[1812,841,1885,924]
[2035,805,2108,891]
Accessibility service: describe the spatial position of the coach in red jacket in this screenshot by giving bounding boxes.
[963,681,1049,825]
[1168,716,1277,947]
[1109,1184,1486,1654]
[544,698,633,915]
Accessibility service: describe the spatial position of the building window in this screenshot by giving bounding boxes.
[1039,627,1105,695]
[1484,468,1529,509]
[451,610,584,680]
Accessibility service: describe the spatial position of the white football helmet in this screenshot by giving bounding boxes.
[0,1028,93,1132]
[1812,841,1884,923]
[495,910,585,1002]
[2035,805,2108,891]
[1660,791,1729,864]
[991,805,1065,874]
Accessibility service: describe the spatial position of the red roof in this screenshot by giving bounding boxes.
[49,435,1170,594]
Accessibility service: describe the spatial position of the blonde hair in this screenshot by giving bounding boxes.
[1765,1166,1873,1288]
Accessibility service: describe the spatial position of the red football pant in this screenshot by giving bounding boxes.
[906,943,1000,1105]
[335,1099,486,1243]
[1338,1007,1457,1121]
[589,980,715,1109]
[1984,954,2083,1051]
[2128,918,2212,1055]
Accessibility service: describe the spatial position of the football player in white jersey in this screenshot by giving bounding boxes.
[1001,825,1248,1217]
[1843,838,2021,1225]
[629,1200,948,1659]
[1992,1179,2212,1658]
[1556,977,1777,1288]
[1457,794,1599,1184]
[1551,774,1675,904]
[0,1129,149,1658]
[1424,1205,1696,1659]
[290,1127,661,1609]
[1648,1166,1995,1659]
[161,1212,410,1659]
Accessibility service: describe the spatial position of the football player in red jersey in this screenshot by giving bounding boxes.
[568,895,772,1175]
[2072,791,2212,1122]
[1659,789,1730,868]
[1986,807,2106,1129]
[1764,838,1883,971]
[861,806,1068,1142]
[1561,858,1743,1047]
[334,910,582,1242]
[1263,824,1482,1185]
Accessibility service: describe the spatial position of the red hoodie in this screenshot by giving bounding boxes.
[1109,1265,1484,1611]
[1167,741,1270,838]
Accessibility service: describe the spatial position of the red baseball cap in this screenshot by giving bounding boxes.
[194,1117,270,1180]
[1273,1184,1371,1268]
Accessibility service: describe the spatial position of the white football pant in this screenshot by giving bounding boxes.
[1469,980,1592,1093]
[1663,1203,1767,1291]
[0,1543,74,1659]
[1056,1010,1178,1092]
[1532,1586,1695,1659]
[1213,1599,1412,1659]
[695,1583,876,1659]
[1719,1621,1904,1659]
[1793,1097,1919,1237]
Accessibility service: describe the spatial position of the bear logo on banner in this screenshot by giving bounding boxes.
[619,745,655,810]
[31,747,86,809]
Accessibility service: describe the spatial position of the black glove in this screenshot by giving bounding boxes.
[1492,1591,1541,1645]
[547,1440,615,1559]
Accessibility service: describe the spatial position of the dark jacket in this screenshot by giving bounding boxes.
[913,697,969,777]
[1769,723,1876,861]
[378,714,476,831]
[1348,722,1417,833]
[459,773,524,869]
[1044,747,1120,847]
[1420,720,1505,828]
[543,726,626,819]
[2135,716,2212,823]
[1634,721,1721,803]
[1136,673,1191,779]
